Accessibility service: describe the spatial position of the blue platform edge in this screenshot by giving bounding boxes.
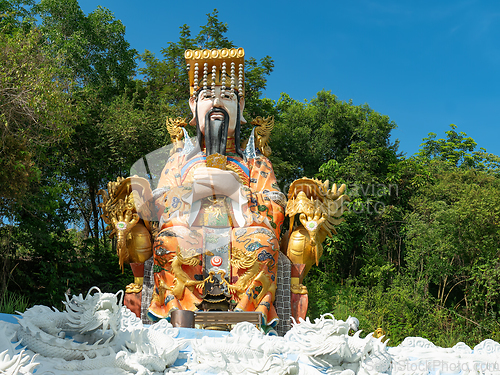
[0,312,20,324]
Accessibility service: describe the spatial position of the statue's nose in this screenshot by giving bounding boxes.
[213,96,222,107]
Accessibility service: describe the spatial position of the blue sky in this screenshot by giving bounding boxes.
[80,0,500,158]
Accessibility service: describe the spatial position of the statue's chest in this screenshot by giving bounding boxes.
[180,155,250,186]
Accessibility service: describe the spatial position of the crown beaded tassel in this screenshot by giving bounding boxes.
[185,48,245,97]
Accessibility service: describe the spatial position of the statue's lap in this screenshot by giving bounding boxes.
[148,224,279,326]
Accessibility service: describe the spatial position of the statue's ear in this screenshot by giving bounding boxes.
[239,96,247,124]
[189,96,196,126]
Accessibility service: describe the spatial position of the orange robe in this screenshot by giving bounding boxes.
[147,147,284,327]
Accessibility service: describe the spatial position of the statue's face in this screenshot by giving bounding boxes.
[189,87,245,137]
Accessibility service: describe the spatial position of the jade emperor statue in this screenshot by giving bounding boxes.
[99,48,349,330]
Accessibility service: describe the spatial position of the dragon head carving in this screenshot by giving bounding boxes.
[285,178,350,272]
[63,287,124,336]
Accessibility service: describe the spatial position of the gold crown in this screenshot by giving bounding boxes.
[185,48,245,97]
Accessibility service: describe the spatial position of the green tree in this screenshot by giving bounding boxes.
[406,125,500,315]
[405,163,500,312]
[0,0,35,33]
[271,91,398,188]
[272,90,404,319]
[417,124,500,171]
[31,0,138,242]
[36,0,136,92]
[0,28,73,213]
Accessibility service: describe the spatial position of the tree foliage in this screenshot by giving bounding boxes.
[307,124,500,345]
[271,91,398,188]
[405,165,500,309]
[417,124,500,171]
[0,28,73,210]
[0,0,35,33]
[36,0,136,92]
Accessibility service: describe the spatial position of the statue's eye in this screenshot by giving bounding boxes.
[221,92,235,100]
[199,90,212,100]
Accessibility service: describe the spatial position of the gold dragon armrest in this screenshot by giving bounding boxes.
[284,177,350,293]
[98,176,155,293]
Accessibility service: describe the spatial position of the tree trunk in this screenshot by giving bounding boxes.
[0,226,13,301]
[88,183,100,252]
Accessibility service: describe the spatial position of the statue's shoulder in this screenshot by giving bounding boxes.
[164,151,183,168]
[166,147,202,166]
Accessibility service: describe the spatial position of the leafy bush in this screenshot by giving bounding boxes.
[306,274,500,347]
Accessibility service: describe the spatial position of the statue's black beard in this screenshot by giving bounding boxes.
[204,107,229,156]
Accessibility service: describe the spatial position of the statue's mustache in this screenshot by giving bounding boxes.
[208,107,226,118]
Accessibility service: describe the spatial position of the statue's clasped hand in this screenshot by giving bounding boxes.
[192,167,242,201]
